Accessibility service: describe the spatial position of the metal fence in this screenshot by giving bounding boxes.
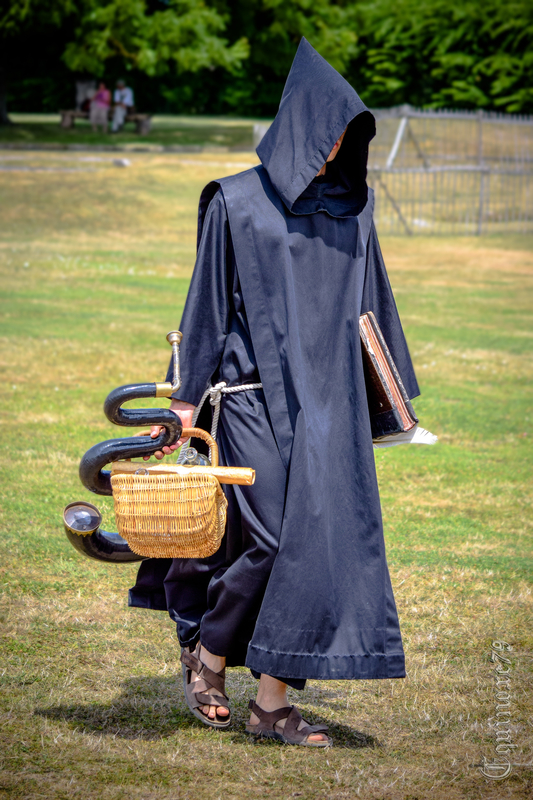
[368,106,533,235]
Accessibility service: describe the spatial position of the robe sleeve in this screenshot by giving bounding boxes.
[361,222,420,400]
[167,189,229,405]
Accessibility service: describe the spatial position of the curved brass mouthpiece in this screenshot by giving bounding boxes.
[166,330,182,392]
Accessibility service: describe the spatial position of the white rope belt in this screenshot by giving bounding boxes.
[177,381,263,462]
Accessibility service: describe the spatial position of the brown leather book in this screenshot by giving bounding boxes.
[359,311,418,440]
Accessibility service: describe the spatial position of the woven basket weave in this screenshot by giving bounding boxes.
[110,428,228,558]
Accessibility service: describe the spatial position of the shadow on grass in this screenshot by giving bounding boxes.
[35,675,377,748]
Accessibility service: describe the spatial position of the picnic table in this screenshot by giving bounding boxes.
[59,109,152,135]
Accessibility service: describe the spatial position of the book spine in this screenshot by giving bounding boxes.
[359,313,417,432]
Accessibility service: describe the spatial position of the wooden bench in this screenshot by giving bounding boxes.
[59,109,152,135]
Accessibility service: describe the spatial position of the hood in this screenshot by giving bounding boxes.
[257,38,375,218]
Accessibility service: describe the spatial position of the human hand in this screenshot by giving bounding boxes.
[144,399,195,460]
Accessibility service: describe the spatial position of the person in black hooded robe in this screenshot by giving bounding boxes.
[130,38,420,746]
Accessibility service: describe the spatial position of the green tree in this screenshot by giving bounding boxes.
[201,0,358,115]
[0,0,248,124]
[348,0,533,113]
[63,0,248,78]
[6,0,533,119]
[0,0,74,123]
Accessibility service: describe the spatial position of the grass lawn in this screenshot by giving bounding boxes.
[0,150,532,800]
[1,114,266,150]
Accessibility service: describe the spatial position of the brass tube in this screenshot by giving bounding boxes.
[166,330,182,392]
[155,382,174,397]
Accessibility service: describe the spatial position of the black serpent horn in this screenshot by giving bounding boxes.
[64,330,184,562]
[79,382,183,495]
[63,501,144,563]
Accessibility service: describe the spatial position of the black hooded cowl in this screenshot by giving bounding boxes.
[129,39,419,681]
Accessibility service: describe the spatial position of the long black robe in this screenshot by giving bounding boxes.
[130,39,419,682]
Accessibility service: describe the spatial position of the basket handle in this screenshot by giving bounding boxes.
[181,427,218,468]
[134,426,218,466]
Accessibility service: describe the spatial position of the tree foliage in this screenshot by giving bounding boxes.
[349,0,533,112]
[213,0,357,113]
[0,1,77,122]
[0,0,74,34]
[62,0,248,77]
[3,0,533,116]
[0,0,247,122]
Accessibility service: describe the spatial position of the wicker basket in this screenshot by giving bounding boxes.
[110,427,228,558]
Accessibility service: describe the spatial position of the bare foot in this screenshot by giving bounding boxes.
[250,674,329,743]
[189,644,229,721]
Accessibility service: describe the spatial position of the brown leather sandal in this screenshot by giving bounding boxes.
[180,643,231,729]
[246,699,332,747]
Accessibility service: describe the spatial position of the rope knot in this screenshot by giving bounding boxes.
[209,382,227,407]
[177,380,263,462]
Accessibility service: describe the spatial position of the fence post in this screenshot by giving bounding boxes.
[477,109,483,165]
[477,169,488,235]
[386,117,407,169]
[253,123,270,149]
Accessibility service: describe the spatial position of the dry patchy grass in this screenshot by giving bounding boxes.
[0,151,532,800]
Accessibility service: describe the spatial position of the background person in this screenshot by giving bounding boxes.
[89,82,110,133]
[111,79,134,133]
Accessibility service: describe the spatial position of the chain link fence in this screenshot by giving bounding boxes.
[368,107,533,235]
